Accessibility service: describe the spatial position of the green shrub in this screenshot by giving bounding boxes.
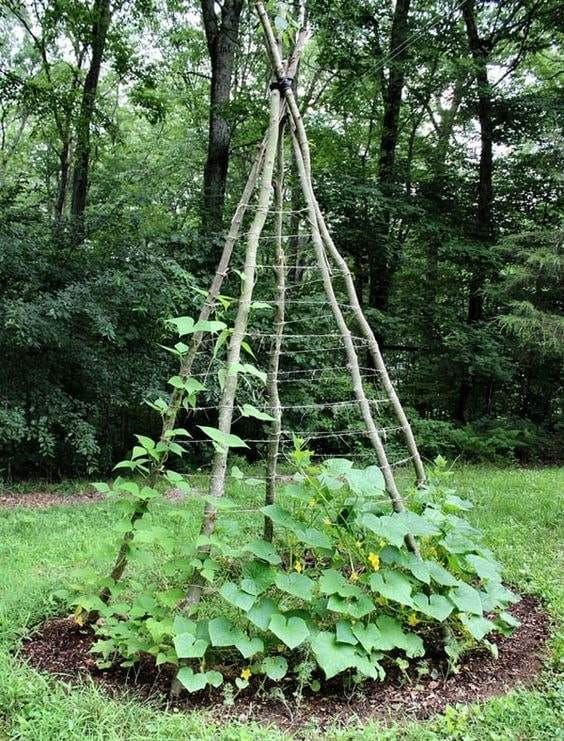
[411,415,551,463]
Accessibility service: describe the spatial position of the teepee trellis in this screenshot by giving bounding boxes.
[99,3,426,612]
[180,4,427,610]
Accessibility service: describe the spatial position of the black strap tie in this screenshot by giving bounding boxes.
[270,77,293,93]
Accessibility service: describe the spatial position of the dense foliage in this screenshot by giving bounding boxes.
[0,0,562,476]
[69,435,520,695]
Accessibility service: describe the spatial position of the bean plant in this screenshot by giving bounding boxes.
[68,318,520,697]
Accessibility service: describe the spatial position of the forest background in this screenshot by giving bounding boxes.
[0,0,561,478]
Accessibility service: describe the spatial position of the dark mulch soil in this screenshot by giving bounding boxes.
[20,595,550,733]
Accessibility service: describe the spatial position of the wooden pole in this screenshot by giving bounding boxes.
[181,87,282,611]
[264,122,286,542]
[313,203,427,487]
[255,0,426,489]
[289,128,419,556]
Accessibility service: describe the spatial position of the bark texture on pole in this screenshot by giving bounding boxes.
[264,123,286,542]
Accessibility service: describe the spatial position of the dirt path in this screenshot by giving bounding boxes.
[0,488,192,510]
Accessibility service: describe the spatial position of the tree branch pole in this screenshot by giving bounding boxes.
[255,0,426,488]
[98,133,271,602]
[312,205,427,487]
[255,2,311,174]
[289,128,418,556]
[181,87,282,612]
[264,122,286,542]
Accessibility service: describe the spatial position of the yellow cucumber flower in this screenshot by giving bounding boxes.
[240,667,252,681]
[368,552,380,571]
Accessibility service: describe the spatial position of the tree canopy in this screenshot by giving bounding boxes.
[0,0,562,476]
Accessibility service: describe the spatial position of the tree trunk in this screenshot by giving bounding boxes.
[421,77,465,357]
[200,0,244,238]
[70,0,112,240]
[368,0,411,313]
[455,0,494,422]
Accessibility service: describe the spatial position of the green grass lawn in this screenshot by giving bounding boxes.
[0,465,562,740]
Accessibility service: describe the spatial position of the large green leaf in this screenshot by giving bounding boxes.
[268,614,310,649]
[369,569,414,607]
[322,458,354,475]
[351,616,425,657]
[441,532,481,554]
[412,593,453,621]
[227,362,267,384]
[301,527,333,550]
[350,622,385,653]
[449,582,484,616]
[327,593,375,619]
[427,560,459,586]
[335,620,358,645]
[219,581,257,612]
[319,569,362,598]
[234,636,264,659]
[359,514,406,547]
[260,656,288,680]
[261,504,304,536]
[310,631,380,680]
[459,613,495,640]
[380,547,432,584]
[168,316,195,336]
[176,667,223,693]
[245,539,282,565]
[193,320,227,334]
[373,615,424,657]
[465,554,502,582]
[239,403,275,422]
[345,465,385,494]
[241,561,277,593]
[362,511,439,547]
[172,614,196,635]
[274,572,315,602]
[168,376,205,395]
[198,426,248,451]
[246,597,279,630]
[173,632,208,659]
[480,581,520,612]
[208,617,244,647]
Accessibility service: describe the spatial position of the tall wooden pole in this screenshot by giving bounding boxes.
[181,86,282,611]
[264,122,286,542]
